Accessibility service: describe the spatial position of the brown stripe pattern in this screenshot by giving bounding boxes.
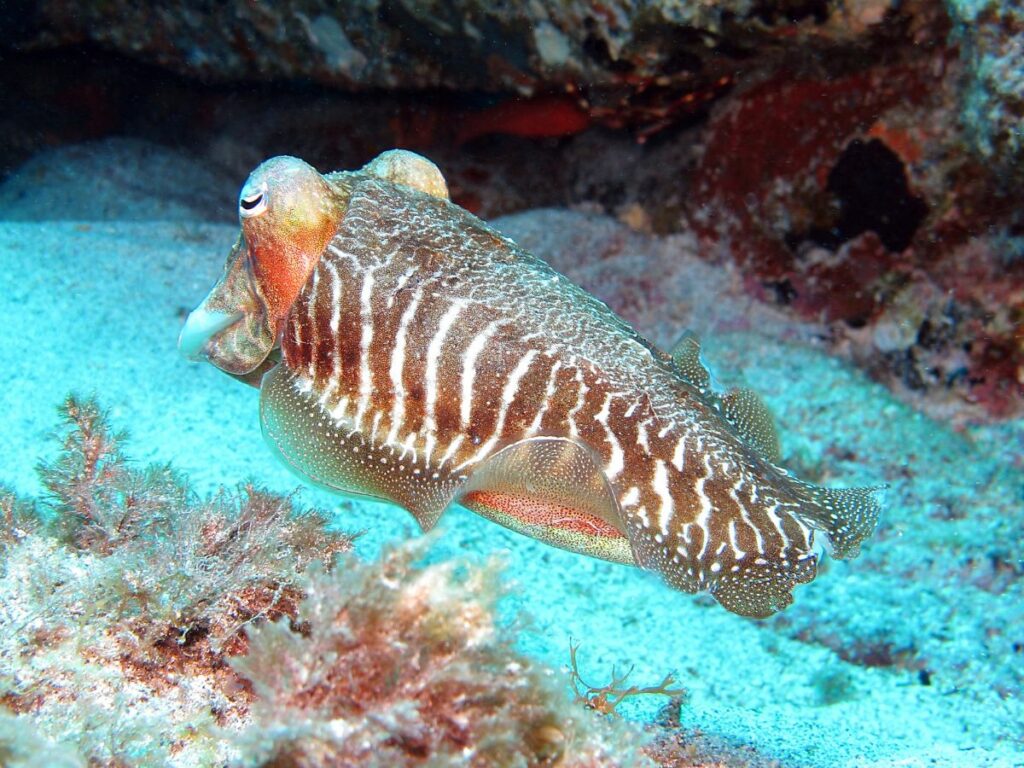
[265,174,879,617]
[183,153,880,618]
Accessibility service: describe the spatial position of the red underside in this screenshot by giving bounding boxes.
[463,491,625,538]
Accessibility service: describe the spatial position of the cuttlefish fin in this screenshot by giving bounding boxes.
[459,437,634,565]
[259,365,462,531]
[711,555,819,618]
[719,387,782,464]
[669,331,711,393]
[793,483,884,560]
[669,332,782,463]
[711,482,882,617]
[362,150,450,200]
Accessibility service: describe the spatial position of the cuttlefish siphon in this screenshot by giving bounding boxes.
[179,150,881,618]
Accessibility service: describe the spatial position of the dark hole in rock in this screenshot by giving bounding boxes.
[629,23,708,73]
[806,138,928,253]
[765,278,798,305]
[845,314,869,329]
[582,31,624,71]
[753,0,830,24]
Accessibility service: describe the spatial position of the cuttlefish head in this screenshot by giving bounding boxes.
[178,156,344,380]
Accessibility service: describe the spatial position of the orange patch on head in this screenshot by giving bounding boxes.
[463,490,626,539]
[248,241,313,320]
[238,156,344,328]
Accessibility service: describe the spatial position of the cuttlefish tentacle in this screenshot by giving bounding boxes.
[178,235,272,376]
[181,150,882,618]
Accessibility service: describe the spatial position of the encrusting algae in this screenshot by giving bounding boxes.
[0,396,732,767]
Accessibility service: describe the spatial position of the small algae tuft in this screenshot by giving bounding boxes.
[568,641,687,717]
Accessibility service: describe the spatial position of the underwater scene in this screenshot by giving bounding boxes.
[0,2,1022,767]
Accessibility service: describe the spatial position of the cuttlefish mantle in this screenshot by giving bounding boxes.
[179,149,882,618]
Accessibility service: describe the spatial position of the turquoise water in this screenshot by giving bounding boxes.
[0,139,1021,767]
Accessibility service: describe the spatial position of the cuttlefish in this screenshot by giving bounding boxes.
[179,150,881,618]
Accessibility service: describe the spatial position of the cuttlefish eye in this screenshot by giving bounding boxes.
[239,182,269,218]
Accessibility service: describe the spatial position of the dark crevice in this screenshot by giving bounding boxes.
[765,278,798,306]
[801,138,928,253]
[752,0,831,24]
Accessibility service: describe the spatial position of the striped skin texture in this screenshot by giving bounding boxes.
[186,151,881,618]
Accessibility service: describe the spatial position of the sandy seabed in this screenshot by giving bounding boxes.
[1,139,1021,767]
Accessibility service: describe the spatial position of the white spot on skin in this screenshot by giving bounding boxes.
[594,392,624,479]
[620,486,640,507]
[460,320,501,430]
[525,360,561,437]
[653,460,674,536]
[354,266,379,430]
[423,298,469,457]
[386,285,423,445]
[693,454,714,559]
[458,349,538,469]
[672,436,686,472]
